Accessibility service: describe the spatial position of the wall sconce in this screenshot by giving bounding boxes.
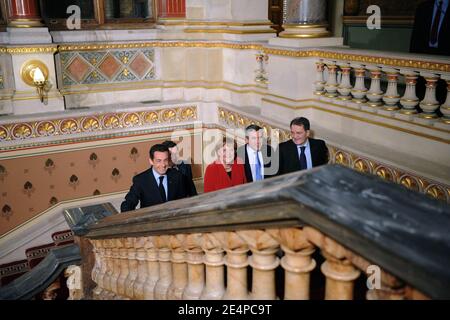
[20,60,49,103]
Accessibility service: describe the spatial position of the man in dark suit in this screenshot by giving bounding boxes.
[120,144,187,212]
[277,117,329,175]
[162,140,197,196]
[410,0,450,56]
[237,124,278,182]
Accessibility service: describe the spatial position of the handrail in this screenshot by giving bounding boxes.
[79,164,450,299]
[0,244,81,300]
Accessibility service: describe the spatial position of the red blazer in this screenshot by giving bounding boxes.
[204,159,247,193]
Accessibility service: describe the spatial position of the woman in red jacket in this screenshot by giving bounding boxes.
[204,137,247,193]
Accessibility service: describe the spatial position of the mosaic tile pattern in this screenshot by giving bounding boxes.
[60,48,156,87]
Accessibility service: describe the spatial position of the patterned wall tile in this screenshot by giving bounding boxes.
[59,48,156,87]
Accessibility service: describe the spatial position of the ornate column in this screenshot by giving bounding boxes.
[144,237,159,300]
[280,0,330,38]
[183,234,205,300]
[133,237,148,300]
[200,233,225,300]
[154,236,172,300]
[440,76,450,123]
[324,61,338,98]
[157,0,186,19]
[167,235,188,300]
[419,74,440,118]
[238,230,280,300]
[382,68,401,111]
[268,228,316,300]
[314,61,326,96]
[400,71,420,114]
[124,238,138,299]
[103,239,115,299]
[366,66,383,107]
[351,65,368,104]
[337,63,352,101]
[6,0,43,27]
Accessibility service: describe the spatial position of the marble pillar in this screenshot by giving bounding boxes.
[6,0,43,27]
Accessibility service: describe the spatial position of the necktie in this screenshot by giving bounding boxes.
[299,146,307,170]
[158,176,167,202]
[255,151,262,181]
[430,1,443,44]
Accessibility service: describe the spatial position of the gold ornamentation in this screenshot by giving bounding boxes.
[353,158,370,173]
[0,126,8,141]
[162,109,176,122]
[335,151,350,166]
[82,117,100,131]
[37,121,56,136]
[399,175,421,192]
[12,124,32,139]
[123,113,140,127]
[180,107,196,120]
[60,119,78,134]
[103,114,120,129]
[143,111,159,124]
[425,185,446,201]
[375,166,394,182]
[4,46,58,54]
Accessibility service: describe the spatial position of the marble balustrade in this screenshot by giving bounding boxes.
[87,228,426,300]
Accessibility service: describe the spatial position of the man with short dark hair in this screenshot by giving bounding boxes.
[162,140,197,196]
[277,117,329,175]
[237,124,277,182]
[120,143,188,212]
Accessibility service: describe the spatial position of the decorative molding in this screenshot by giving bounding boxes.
[0,106,197,145]
[56,41,450,73]
[217,106,450,203]
[0,46,58,54]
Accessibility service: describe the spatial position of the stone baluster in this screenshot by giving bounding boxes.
[144,236,159,300]
[183,233,205,300]
[305,227,360,300]
[441,76,450,123]
[133,237,148,300]
[351,65,368,104]
[324,61,339,98]
[200,233,225,300]
[90,240,103,300]
[419,73,440,118]
[110,239,121,299]
[400,71,419,114]
[154,236,172,300]
[97,240,109,299]
[268,228,316,300]
[103,239,115,299]
[117,239,129,299]
[238,230,280,300]
[346,252,406,300]
[382,68,401,111]
[219,232,250,300]
[337,63,352,101]
[167,234,188,299]
[314,61,326,96]
[366,66,383,107]
[124,238,138,299]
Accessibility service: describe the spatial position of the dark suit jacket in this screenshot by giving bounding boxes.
[174,161,198,196]
[237,144,278,182]
[277,138,329,175]
[410,0,450,56]
[120,167,187,212]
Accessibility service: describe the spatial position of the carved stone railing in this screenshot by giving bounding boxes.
[314,56,450,125]
[72,165,450,300]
